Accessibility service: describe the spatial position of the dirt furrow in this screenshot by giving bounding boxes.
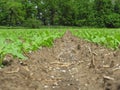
[0,30,120,90]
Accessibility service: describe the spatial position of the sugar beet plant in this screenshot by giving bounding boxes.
[0,37,6,65]
[0,29,65,66]
[71,29,120,49]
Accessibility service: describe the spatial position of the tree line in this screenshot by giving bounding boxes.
[0,0,120,28]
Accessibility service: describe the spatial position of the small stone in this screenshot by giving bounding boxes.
[52,86,55,88]
[54,82,58,86]
[51,76,55,78]
[85,84,88,86]
[70,68,78,74]
[44,85,49,88]
[53,68,56,71]
[67,84,70,86]
[29,51,32,53]
[72,75,74,77]
[76,79,79,81]
[61,70,66,73]
[56,67,60,70]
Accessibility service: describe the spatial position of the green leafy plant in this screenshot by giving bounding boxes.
[0,29,65,66]
[71,29,120,49]
[0,37,5,66]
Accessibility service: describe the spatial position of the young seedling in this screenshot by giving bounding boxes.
[0,48,5,66]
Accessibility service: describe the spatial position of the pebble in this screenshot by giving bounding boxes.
[53,82,58,86]
[76,79,79,81]
[51,76,55,78]
[53,68,56,71]
[49,67,52,70]
[70,68,78,74]
[72,75,74,77]
[44,85,49,88]
[29,51,32,53]
[56,67,60,70]
[52,86,55,88]
[61,70,66,73]
[85,84,88,86]
[67,84,70,86]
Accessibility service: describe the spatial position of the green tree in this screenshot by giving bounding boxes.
[57,0,79,26]
[104,0,120,28]
[21,0,37,19]
[0,0,119,28]
[114,0,120,14]
[0,0,25,26]
[76,0,92,26]
[94,0,114,27]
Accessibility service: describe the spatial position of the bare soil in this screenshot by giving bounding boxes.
[0,31,120,90]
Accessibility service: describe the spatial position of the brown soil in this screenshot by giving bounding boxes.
[0,31,120,90]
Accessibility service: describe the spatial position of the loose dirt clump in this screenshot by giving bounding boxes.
[0,30,120,90]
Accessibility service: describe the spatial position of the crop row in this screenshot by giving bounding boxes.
[71,29,120,49]
[0,29,65,66]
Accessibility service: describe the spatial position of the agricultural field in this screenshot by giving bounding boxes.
[0,29,65,66]
[0,28,120,90]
